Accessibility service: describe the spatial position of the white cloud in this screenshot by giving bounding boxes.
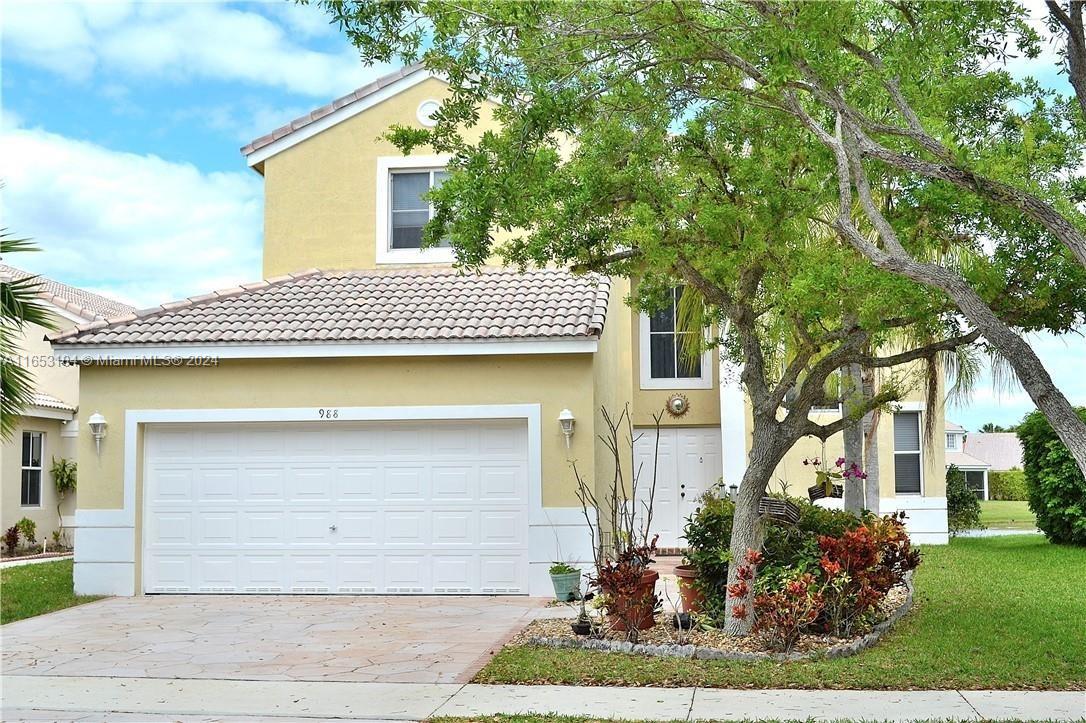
[1,0,393,98]
[0,123,263,308]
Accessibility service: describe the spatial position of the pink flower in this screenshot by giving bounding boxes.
[836,457,846,467]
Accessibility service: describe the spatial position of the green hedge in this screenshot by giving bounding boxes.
[989,469,1028,501]
[947,465,983,535]
[1017,408,1086,546]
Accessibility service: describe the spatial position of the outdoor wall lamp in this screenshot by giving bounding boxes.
[88,411,107,458]
[558,408,575,449]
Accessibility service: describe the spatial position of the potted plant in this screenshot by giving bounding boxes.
[573,405,664,642]
[673,562,704,613]
[805,457,864,502]
[548,562,582,602]
[571,592,596,635]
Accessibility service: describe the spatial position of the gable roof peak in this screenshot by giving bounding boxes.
[241,63,439,166]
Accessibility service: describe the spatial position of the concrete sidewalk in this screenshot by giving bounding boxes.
[1,676,1083,721]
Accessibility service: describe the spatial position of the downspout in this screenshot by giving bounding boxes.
[718,320,747,490]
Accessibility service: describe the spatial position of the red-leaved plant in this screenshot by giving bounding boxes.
[816,512,920,636]
[753,572,825,652]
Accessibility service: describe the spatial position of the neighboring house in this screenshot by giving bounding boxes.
[1,264,134,546]
[50,65,950,598]
[965,432,1024,473]
[944,420,991,500]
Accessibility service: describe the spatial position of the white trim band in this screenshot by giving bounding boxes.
[55,339,598,362]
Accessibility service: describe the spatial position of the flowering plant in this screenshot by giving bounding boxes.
[804,456,866,498]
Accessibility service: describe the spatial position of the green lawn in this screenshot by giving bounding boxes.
[1,559,103,624]
[476,536,1085,690]
[980,500,1037,530]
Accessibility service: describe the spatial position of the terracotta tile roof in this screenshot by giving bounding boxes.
[28,393,76,413]
[50,268,610,347]
[241,63,428,157]
[0,263,136,322]
[964,432,1024,471]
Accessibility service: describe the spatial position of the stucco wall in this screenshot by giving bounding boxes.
[76,354,599,512]
[17,318,80,406]
[2,416,77,544]
[262,78,501,277]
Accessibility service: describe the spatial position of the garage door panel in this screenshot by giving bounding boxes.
[288,467,335,500]
[148,555,192,592]
[151,512,192,545]
[432,511,474,546]
[478,465,526,500]
[384,511,428,546]
[197,468,239,500]
[384,555,428,593]
[335,511,380,545]
[337,467,379,501]
[199,556,238,592]
[480,555,526,593]
[384,466,427,500]
[199,512,239,545]
[151,469,194,500]
[144,420,529,595]
[432,555,474,594]
[289,555,333,593]
[479,511,524,546]
[241,556,285,593]
[243,467,287,500]
[289,511,334,544]
[431,466,473,500]
[242,511,286,545]
[336,556,379,593]
[198,429,238,458]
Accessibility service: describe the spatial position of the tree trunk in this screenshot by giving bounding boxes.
[722,417,782,636]
[842,363,865,513]
[837,235,1086,479]
[861,365,880,514]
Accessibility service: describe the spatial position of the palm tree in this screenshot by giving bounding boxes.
[1,233,58,440]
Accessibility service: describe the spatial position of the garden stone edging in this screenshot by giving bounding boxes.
[526,573,914,662]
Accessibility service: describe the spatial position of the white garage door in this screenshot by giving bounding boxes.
[143,420,529,595]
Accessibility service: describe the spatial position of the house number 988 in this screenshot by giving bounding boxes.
[318,408,339,419]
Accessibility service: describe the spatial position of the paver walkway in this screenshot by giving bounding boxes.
[1,676,1083,721]
[1,595,542,684]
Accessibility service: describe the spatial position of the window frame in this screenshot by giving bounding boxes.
[20,430,44,508]
[638,288,713,391]
[945,432,960,451]
[892,410,924,496]
[375,155,455,265]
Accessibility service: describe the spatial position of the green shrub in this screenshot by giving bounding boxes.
[946,465,983,536]
[15,518,37,545]
[1018,408,1086,546]
[989,469,1028,501]
[683,494,865,623]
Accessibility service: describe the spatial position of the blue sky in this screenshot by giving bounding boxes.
[0,0,1082,431]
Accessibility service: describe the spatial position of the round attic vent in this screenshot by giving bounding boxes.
[417,100,441,127]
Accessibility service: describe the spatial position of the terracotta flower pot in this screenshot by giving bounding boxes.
[607,569,660,631]
[674,564,704,613]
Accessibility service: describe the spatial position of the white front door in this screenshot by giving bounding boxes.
[143,419,530,595]
[633,427,722,549]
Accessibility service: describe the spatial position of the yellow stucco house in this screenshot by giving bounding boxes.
[1,264,134,547]
[50,66,948,597]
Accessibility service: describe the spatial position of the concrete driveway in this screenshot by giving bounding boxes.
[1,594,543,684]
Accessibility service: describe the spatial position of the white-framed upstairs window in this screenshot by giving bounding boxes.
[945,432,960,451]
[376,155,455,265]
[21,430,43,507]
[893,410,923,495]
[639,286,713,390]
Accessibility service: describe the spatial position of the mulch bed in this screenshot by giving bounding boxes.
[516,583,911,661]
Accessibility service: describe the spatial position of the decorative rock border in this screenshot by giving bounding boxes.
[527,574,914,662]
